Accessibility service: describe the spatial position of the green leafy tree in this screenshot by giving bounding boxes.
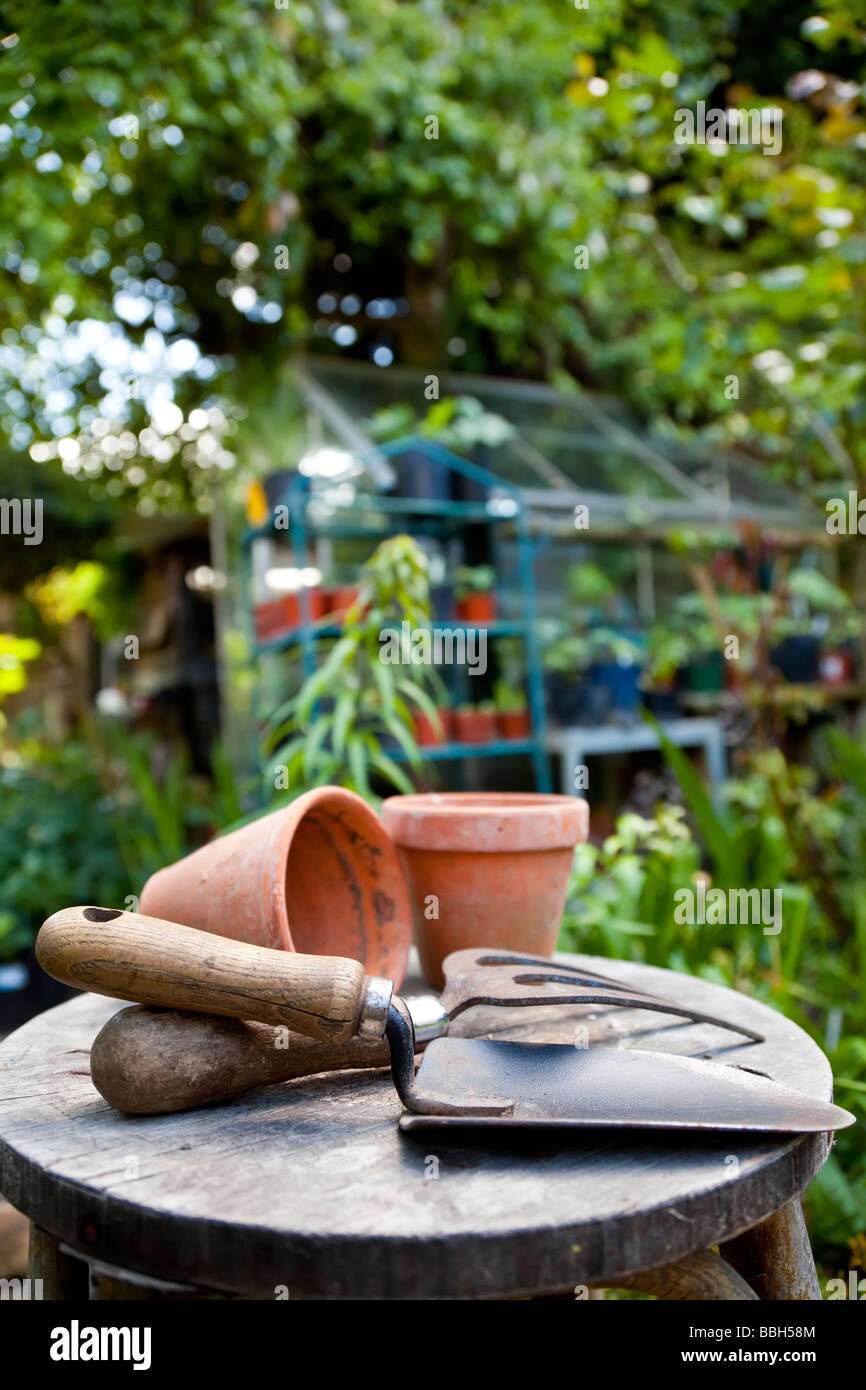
[0,0,864,517]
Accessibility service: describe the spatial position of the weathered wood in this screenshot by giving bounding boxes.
[0,952,834,1300]
[29,1224,88,1300]
[90,1006,392,1114]
[609,1249,759,1300]
[85,1255,223,1300]
[720,1198,822,1300]
[37,906,376,1044]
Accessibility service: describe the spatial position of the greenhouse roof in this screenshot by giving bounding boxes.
[297,357,821,541]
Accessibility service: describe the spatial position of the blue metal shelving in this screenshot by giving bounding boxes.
[242,435,552,792]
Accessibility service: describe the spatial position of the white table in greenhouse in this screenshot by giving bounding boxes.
[546,717,727,798]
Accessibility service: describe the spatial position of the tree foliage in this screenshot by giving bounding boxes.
[1,0,865,514]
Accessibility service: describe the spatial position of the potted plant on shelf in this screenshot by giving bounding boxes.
[642,622,690,717]
[771,568,854,685]
[254,586,327,644]
[819,595,859,684]
[365,402,451,502]
[663,588,772,697]
[455,565,497,624]
[453,702,498,744]
[565,561,618,609]
[663,595,726,694]
[413,706,452,747]
[321,582,362,621]
[542,564,645,725]
[263,535,444,805]
[365,396,515,504]
[584,627,644,719]
[542,629,593,725]
[494,680,531,740]
[427,396,515,502]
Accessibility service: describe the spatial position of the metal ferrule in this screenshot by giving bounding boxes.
[404,994,449,1045]
[357,976,394,1039]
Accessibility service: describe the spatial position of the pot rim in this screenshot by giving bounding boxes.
[381,792,589,853]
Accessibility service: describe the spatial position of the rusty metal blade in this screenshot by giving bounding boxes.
[397,1039,855,1133]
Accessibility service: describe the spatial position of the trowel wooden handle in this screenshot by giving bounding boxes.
[37,906,392,1045]
[91,1006,393,1114]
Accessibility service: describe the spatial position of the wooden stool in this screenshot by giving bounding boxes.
[0,953,831,1300]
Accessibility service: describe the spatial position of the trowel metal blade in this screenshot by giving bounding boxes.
[398,1039,855,1133]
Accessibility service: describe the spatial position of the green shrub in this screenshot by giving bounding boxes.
[0,741,129,959]
[559,725,866,1269]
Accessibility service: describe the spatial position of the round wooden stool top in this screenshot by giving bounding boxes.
[0,953,833,1299]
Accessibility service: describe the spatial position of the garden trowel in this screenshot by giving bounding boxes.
[37,906,855,1134]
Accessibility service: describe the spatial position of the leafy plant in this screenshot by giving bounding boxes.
[457,700,496,716]
[646,590,771,685]
[25,561,132,640]
[772,566,859,645]
[367,396,515,454]
[565,563,617,608]
[0,634,41,707]
[494,680,527,713]
[4,0,866,524]
[787,568,853,616]
[0,735,130,957]
[644,622,692,687]
[543,624,641,678]
[647,722,866,1261]
[587,626,643,666]
[559,807,701,961]
[558,766,866,1263]
[455,564,497,597]
[542,630,593,677]
[264,535,443,806]
[92,728,250,886]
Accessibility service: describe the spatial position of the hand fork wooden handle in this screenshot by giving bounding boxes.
[37,906,394,1044]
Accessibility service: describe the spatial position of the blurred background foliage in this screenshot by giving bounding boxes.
[1,0,865,514]
[559,724,866,1266]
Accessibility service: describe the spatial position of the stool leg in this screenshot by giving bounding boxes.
[598,1248,758,1300]
[87,1263,225,1299]
[720,1199,821,1301]
[29,1224,88,1300]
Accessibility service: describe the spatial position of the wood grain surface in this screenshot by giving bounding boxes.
[0,951,834,1299]
[90,1007,393,1114]
[36,906,376,1044]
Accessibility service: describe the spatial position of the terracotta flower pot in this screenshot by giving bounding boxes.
[139,787,412,985]
[414,709,451,746]
[322,585,361,619]
[452,709,497,744]
[381,792,589,988]
[253,590,326,643]
[253,596,295,643]
[456,593,497,624]
[497,709,531,740]
[304,587,328,622]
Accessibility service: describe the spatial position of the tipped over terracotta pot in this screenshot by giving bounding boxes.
[380,792,589,988]
[139,787,412,986]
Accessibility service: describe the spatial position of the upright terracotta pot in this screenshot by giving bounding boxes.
[139,787,412,986]
[381,792,589,988]
[455,593,497,624]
